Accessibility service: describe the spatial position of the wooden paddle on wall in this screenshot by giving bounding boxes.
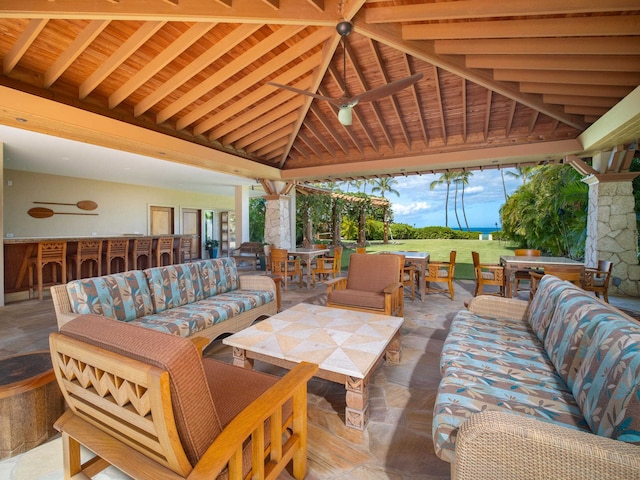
[33,200,98,210]
[28,207,99,218]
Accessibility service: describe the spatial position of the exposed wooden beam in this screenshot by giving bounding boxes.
[403,16,640,40]
[80,20,164,100]
[355,20,587,131]
[3,18,47,75]
[309,103,350,154]
[494,69,640,86]
[466,54,640,73]
[365,0,640,23]
[44,19,109,88]
[435,37,640,56]
[109,22,213,109]
[519,82,633,98]
[134,23,260,116]
[235,111,299,150]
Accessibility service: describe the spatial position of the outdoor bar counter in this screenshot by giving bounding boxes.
[4,235,195,299]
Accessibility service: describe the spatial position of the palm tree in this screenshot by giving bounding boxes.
[455,172,473,231]
[506,166,536,185]
[500,169,508,201]
[429,173,455,227]
[371,177,400,244]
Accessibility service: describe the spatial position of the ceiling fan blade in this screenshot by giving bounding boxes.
[267,81,342,106]
[348,72,423,105]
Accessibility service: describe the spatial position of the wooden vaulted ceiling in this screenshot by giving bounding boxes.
[0,0,639,184]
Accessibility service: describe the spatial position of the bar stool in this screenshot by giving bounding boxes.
[68,239,102,280]
[105,239,129,274]
[131,237,153,269]
[28,241,67,301]
[179,236,193,263]
[155,236,174,266]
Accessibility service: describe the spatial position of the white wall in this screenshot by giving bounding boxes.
[3,169,236,238]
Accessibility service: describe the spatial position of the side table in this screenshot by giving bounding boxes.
[0,351,65,460]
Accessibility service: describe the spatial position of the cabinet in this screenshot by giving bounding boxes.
[220,212,230,256]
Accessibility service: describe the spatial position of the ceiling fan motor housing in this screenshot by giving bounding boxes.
[336,21,352,37]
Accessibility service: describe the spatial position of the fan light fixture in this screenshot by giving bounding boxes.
[267,21,423,126]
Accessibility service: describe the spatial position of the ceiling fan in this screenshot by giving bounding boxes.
[267,21,423,126]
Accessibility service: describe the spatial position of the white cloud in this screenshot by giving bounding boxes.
[393,201,431,215]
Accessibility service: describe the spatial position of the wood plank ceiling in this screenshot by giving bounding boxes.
[0,0,638,183]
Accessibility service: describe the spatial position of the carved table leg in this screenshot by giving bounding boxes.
[385,331,402,364]
[345,376,369,430]
[232,347,254,369]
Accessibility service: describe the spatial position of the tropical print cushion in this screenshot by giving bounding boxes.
[572,317,640,444]
[144,263,203,313]
[527,274,580,342]
[66,270,154,322]
[134,289,275,337]
[198,257,240,296]
[433,359,590,463]
[440,310,546,375]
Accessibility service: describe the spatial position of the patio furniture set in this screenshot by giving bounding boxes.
[35,250,638,478]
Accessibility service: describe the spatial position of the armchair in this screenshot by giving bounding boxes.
[49,314,317,480]
[325,253,403,316]
[472,251,505,296]
[311,246,342,285]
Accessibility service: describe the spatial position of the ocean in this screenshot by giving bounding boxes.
[454,226,500,234]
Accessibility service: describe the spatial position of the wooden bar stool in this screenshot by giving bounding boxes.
[179,236,193,263]
[131,237,153,269]
[68,240,102,280]
[28,241,67,301]
[105,239,129,274]
[155,236,174,266]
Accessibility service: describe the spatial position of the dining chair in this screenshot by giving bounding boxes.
[472,251,505,296]
[423,250,456,300]
[179,236,193,263]
[270,247,303,291]
[530,265,584,299]
[311,246,342,285]
[514,249,542,293]
[584,260,613,303]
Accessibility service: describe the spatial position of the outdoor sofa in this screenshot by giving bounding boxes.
[434,274,640,479]
[50,257,277,343]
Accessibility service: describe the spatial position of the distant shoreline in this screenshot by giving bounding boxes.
[453,227,500,234]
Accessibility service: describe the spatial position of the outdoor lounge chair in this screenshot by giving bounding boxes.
[472,251,505,296]
[325,253,403,317]
[49,314,317,480]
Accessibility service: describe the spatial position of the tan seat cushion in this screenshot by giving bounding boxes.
[346,254,400,292]
[328,289,385,310]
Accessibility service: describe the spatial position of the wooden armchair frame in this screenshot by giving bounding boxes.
[530,266,584,299]
[50,325,317,480]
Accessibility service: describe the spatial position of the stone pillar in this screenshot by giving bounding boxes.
[264,194,292,249]
[584,176,640,297]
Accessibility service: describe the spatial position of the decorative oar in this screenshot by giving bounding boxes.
[33,200,98,210]
[28,207,99,218]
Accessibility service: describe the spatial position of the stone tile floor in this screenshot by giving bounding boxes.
[1,277,638,479]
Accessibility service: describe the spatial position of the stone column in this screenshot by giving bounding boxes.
[584,176,640,296]
[264,194,292,249]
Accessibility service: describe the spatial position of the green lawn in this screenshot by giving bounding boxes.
[337,239,520,280]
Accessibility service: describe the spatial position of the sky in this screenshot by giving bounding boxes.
[340,168,524,230]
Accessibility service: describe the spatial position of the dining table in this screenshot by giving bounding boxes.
[500,255,584,298]
[386,251,430,301]
[287,247,330,289]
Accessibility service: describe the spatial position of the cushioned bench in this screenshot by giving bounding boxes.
[433,275,640,479]
[51,257,277,344]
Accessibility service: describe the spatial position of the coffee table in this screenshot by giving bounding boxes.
[223,303,404,430]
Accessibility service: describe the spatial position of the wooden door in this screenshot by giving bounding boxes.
[182,208,201,259]
[150,206,174,235]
